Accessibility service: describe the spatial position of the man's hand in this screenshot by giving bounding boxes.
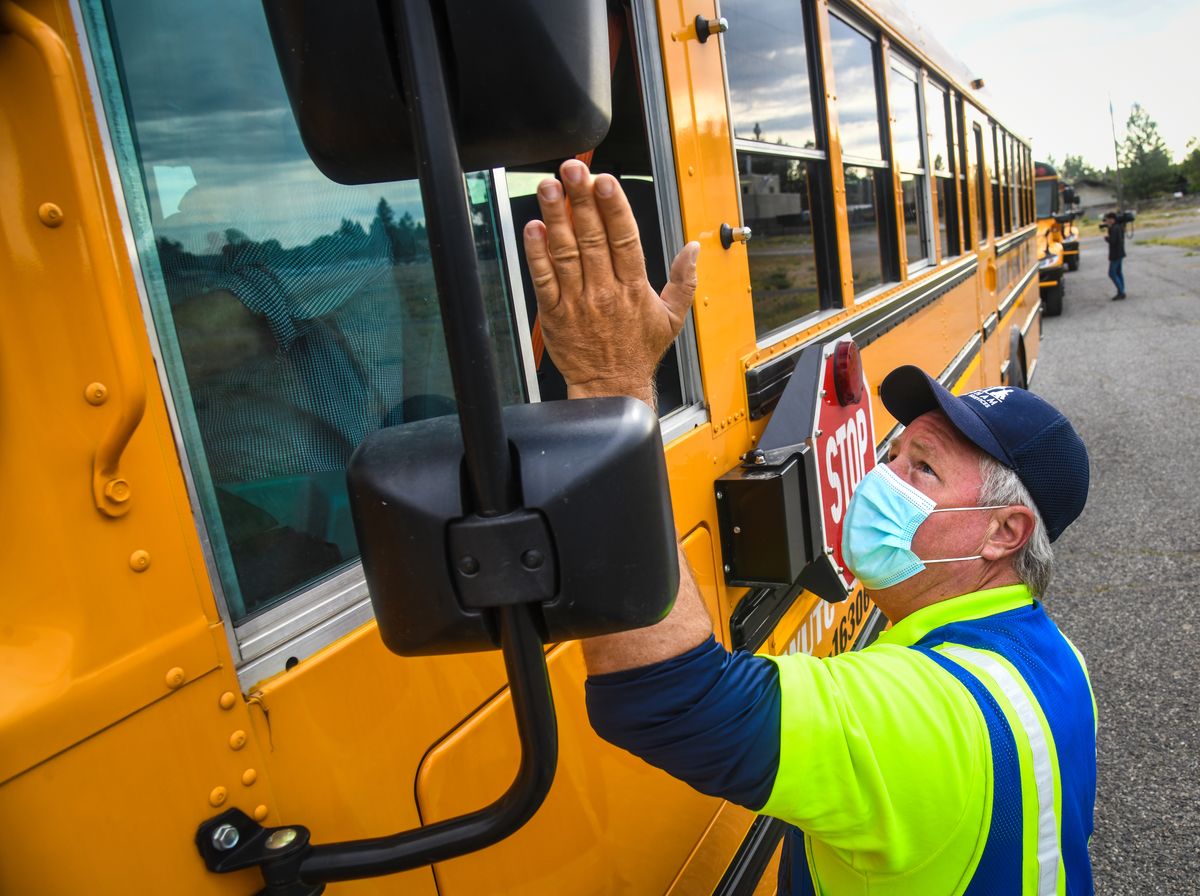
[522,159,699,407]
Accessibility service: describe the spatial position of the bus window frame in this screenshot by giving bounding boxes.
[830,7,901,303]
[886,51,933,276]
[972,118,988,246]
[955,93,972,248]
[719,0,845,348]
[629,0,707,442]
[925,77,960,262]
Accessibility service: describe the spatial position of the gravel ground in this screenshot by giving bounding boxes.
[1033,224,1200,894]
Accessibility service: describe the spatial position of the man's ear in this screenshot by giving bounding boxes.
[981,505,1036,561]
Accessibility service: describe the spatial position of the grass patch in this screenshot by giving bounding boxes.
[1139,234,1200,250]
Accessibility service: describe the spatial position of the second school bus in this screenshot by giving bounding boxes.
[1,0,1043,891]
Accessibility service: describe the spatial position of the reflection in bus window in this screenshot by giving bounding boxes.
[926,82,959,258]
[722,0,817,149]
[828,17,882,161]
[973,122,988,244]
[889,61,927,268]
[830,16,891,294]
[98,0,524,622]
[843,166,886,293]
[739,154,820,334]
[956,97,973,247]
[722,0,834,336]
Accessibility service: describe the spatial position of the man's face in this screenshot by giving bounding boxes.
[885,410,989,569]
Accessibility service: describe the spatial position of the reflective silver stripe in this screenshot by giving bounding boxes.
[943,646,1060,896]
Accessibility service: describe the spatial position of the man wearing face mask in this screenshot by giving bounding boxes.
[523,160,1096,895]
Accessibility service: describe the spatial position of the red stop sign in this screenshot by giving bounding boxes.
[812,339,876,593]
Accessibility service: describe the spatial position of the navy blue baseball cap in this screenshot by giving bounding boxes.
[879,366,1089,542]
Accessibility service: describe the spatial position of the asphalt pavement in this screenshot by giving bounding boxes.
[1033,222,1200,893]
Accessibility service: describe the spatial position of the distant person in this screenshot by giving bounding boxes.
[1104,211,1126,300]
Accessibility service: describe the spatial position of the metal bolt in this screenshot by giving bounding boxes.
[104,478,131,503]
[38,202,64,228]
[84,382,108,405]
[716,491,724,500]
[723,564,732,573]
[732,526,742,535]
[752,450,766,465]
[211,824,239,852]
[521,549,544,570]
[457,556,479,576]
[266,828,298,850]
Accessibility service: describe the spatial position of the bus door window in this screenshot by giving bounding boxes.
[926,81,960,258]
[81,0,526,656]
[721,0,839,339]
[503,2,698,419]
[828,14,897,296]
[887,57,930,272]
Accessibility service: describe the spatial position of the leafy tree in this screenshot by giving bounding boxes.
[1120,103,1174,199]
[1060,154,1100,181]
[1181,138,1200,194]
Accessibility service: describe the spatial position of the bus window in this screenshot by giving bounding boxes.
[888,58,929,271]
[1002,131,1014,233]
[87,0,526,629]
[829,14,894,295]
[973,122,988,244]
[722,0,833,337]
[956,95,973,247]
[989,123,1004,237]
[1009,134,1021,227]
[503,4,697,418]
[926,81,960,258]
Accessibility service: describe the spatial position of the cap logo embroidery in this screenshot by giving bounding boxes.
[966,387,1014,408]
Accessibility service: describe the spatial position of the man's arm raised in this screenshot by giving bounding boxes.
[521,158,712,675]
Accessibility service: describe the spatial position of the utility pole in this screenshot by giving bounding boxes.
[1109,95,1125,212]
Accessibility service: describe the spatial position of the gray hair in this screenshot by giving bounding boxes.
[978,455,1054,596]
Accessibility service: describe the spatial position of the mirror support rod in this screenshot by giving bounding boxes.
[196,0,558,888]
[300,603,556,881]
[389,0,515,518]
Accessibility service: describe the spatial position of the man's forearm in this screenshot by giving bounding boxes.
[581,541,714,676]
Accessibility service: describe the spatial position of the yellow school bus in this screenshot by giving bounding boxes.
[1059,181,1082,271]
[1035,160,1070,315]
[1,0,1042,893]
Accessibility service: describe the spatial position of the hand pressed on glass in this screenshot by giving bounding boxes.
[521,159,699,408]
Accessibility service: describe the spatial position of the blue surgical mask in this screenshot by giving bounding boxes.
[841,465,1003,590]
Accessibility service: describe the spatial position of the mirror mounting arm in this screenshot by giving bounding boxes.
[195,604,556,889]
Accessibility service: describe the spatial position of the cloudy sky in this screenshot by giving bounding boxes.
[896,0,1198,170]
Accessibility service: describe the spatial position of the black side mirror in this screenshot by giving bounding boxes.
[348,398,678,655]
[262,0,612,183]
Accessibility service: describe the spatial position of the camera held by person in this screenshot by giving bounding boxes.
[1100,209,1135,231]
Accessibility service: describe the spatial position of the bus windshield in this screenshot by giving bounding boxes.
[1036,180,1057,218]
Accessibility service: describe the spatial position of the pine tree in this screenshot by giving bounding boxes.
[1120,104,1174,199]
